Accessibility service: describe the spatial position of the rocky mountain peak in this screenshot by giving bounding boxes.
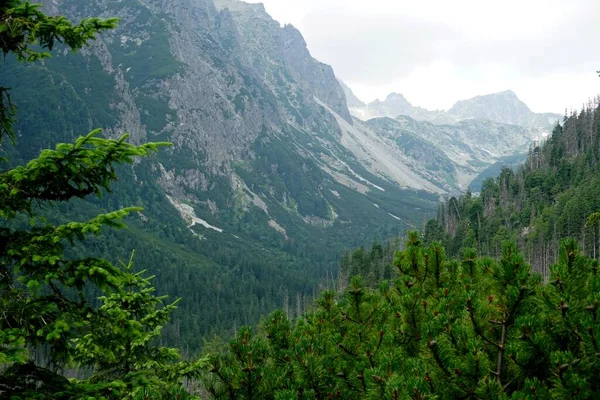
[447,90,561,132]
[449,90,532,124]
[385,92,410,102]
[282,24,307,48]
[215,0,352,123]
[344,87,457,125]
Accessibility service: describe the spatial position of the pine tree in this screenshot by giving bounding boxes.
[204,233,600,399]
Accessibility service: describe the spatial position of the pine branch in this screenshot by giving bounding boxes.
[467,298,500,350]
[495,313,507,386]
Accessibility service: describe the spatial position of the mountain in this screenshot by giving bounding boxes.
[341,86,558,187]
[4,0,442,351]
[448,90,562,135]
[363,116,533,191]
[365,93,458,125]
[343,85,561,137]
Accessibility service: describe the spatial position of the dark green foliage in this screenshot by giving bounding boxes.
[1,2,204,398]
[205,234,600,399]
[427,100,600,274]
[0,0,117,142]
[468,153,527,192]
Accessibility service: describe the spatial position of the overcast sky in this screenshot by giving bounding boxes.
[247,0,600,113]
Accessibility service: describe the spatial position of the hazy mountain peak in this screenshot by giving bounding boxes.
[282,24,306,47]
[448,90,560,131]
[449,90,529,111]
[368,92,412,114]
[345,90,457,125]
[385,92,409,101]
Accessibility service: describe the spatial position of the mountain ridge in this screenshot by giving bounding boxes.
[340,80,562,134]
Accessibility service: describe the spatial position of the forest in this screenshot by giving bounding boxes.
[1,1,600,399]
[424,97,600,277]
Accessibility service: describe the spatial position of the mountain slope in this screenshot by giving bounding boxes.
[364,116,534,191]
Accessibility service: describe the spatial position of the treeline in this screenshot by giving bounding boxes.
[425,98,600,275]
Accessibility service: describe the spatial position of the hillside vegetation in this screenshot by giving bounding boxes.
[426,99,600,276]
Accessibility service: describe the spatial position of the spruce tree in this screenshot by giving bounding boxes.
[1,1,206,398]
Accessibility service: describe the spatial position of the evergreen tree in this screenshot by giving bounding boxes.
[0,1,205,398]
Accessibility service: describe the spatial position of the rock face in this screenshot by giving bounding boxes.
[363,116,533,191]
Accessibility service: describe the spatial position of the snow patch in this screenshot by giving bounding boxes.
[388,213,402,221]
[319,163,370,194]
[166,195,223,233]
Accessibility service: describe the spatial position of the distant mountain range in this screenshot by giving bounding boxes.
[340,81,562,136]
[448,90,562,135]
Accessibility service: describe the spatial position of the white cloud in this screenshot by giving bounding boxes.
[247,0,600,113]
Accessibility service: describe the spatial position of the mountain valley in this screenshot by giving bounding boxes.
[1,0,566,352]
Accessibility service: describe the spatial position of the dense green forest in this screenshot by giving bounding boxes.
[204,234,600,399]
[424,99,600,275]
